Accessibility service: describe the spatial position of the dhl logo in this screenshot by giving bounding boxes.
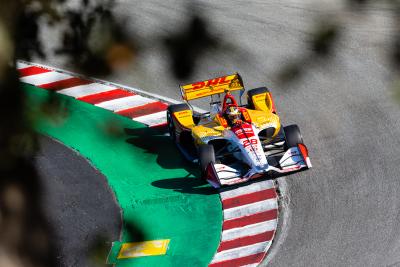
[181,73,243,101]
[189,77,231,90]
[176,110,191,118]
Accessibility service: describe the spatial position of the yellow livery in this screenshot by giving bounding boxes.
[167,73,311,188]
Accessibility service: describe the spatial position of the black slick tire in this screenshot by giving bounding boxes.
[284,124,304,149]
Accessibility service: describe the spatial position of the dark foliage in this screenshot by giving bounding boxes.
[164,14,218,80]
[0,66,57,266]
[310,23,340,57]
[15,9,45,60]
[57,0,136,76]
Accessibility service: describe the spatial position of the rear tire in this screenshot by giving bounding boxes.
[284,124,303,149]
[199,144,215,178]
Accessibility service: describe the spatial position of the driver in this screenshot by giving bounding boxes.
[225,106,243,126]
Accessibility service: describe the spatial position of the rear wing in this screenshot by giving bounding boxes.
[180,73,244,101]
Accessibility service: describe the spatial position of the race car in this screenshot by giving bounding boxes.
[167,73,311,188]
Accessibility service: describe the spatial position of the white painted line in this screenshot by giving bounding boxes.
[95,95,156,111]
[134,110,167,126]
[223,198,277,220]
[220,180,275,200]
[221,220,277,241]
[20,71,72,85]
[58,83,117,98]
[211,242,268,263]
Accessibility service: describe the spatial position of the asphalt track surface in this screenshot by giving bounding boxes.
[35,136,120,267]
[38,1,400,266]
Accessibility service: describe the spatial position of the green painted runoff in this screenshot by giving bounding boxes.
[24,84,222,267]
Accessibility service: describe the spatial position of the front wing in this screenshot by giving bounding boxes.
[205,143,312,188]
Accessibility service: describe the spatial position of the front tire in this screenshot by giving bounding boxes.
[199,144,215,178]
[284,124,303,149]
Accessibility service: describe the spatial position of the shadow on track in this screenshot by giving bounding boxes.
[152,174,216,195]
[124,126,217,195]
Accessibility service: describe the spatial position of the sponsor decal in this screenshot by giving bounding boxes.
[175,110,191,119]
[241,109,251,122]
[229,77,241,89]
[190,77,230,90]
[232,124,255,139]
[181,74,243,100]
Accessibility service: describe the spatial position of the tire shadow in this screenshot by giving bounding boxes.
[124,126,217,195]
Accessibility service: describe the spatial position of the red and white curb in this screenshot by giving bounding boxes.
[209,180,278,267]
[17,61,172,127]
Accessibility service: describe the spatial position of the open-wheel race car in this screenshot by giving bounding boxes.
[167,73,311,188]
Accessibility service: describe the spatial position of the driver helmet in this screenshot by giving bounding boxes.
[225,106,241,124]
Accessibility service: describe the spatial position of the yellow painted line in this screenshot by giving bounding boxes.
[117,239,170,259]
